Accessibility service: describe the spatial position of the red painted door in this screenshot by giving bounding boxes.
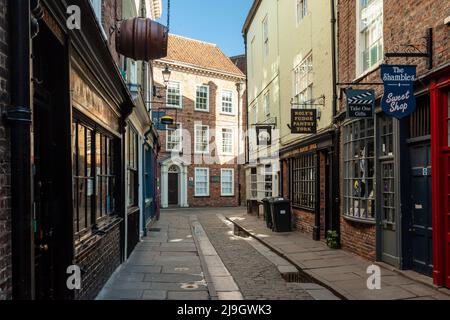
[431,73,450,288]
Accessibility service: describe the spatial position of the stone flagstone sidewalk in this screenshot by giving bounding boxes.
[226,213,450,300]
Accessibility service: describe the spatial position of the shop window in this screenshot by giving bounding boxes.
[196,85,209,112]
[343,119,375,221]
[167,81,182,108]
[358,0,383,74]
[73,120,117,242]
[221,169,234,196]
[291,153,316,210]
[293,53,313,104]
[379,116,394,157]
[127,126,139,208]
[195,124,210,154]
[264,165,274,198]
[381,162,395,223]
[221,90,234,114]
[96,132,115,222]
[166,123,182,152]
[195,168,209,197]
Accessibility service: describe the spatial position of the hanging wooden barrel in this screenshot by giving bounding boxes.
[116,18,168,61]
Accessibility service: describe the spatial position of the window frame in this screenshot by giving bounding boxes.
[221,169,235,196]
[296,0,308,25]
[221,128,234,155]
[166,123,182,152]
[195,167,210,197]
[195,85,210,112]
[356,0,384,76]
[290,154,316,211]
[293,53,314,105]
[195,124,210,154]
[262,15,269,60]
[221,90,234,115]
[166,80,183,109]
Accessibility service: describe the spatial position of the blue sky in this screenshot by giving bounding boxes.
[157,0,253,57]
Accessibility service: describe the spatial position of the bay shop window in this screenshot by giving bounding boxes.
[343,119,375,221]
[72,120,116,242]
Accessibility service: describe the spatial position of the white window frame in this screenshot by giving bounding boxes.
[356,0,384,76]
[296,0,308,25]
[221,90,234,115]
[166,123,182,152]
[166,81,182,109]
[293,53,313,104]
[221,128,234,155]
[263,92,270,116]
[195,85,210,112]
[195,168,210,197]
[195,124,210,154]
[262,15,269,60]
[90,0,107,39]
[221,169,235,196]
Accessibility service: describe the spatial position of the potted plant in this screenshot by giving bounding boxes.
[326,230,339,249]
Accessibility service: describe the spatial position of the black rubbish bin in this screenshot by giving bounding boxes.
[262,197,274,229]
[270,198,292,232]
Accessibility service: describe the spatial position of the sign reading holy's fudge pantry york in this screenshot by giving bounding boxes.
[381,64,417,119]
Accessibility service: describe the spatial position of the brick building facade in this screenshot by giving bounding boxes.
[0,0,11,301]
[153,35,246,208]
[337,0,450,285]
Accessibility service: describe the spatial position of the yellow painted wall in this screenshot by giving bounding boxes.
[245,0,334,151]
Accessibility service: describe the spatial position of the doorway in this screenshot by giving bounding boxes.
[168,165,179,206]
[32,24,72,299]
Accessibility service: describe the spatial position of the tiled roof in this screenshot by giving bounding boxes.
[159,34,245,77]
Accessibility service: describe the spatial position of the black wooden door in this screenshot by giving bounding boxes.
[168,173,179,205]
[409,143,433,276]
[33,87,56,299]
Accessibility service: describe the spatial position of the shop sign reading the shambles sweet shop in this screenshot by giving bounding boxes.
[381,64,417,119]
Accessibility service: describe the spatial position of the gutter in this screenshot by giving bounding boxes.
[5,0,34,300]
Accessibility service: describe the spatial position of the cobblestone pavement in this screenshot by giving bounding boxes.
[98,207,320,300]
[196,209,314,300]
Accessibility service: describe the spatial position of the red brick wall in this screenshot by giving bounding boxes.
[336,0,449,260]
[0,0,11,301]
[102,0,122,66]
[154,66,244,208]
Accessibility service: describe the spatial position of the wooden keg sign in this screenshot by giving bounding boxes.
[116,18,168,61]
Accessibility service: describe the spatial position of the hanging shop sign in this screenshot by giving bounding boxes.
[291,109,317,134]
[346,89,375,118]
[256,126,272,146]
[381,64,417,119]
[152,111,167,130]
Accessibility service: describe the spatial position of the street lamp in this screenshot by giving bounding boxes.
[162,65,171,87]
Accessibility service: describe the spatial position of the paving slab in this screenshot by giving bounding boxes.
[142,290,167,300]
[226,212,450,301]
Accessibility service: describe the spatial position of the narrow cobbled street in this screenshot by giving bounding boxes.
[97,207,337,300]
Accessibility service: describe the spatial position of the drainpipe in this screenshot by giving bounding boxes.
[236,82,242,206]
[6,0,33,299]
[330,0,341,242]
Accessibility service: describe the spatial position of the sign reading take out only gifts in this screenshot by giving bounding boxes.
[381,64,417,119]
[291,109,317,134]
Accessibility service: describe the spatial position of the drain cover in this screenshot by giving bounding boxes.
[148,228,161,232]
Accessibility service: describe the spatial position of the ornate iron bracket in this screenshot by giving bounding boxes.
[385,28,433,70]
[290,95,326,108]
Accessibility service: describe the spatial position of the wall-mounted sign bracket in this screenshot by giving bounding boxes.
[385,28,433,70]
[252,116,277,128]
